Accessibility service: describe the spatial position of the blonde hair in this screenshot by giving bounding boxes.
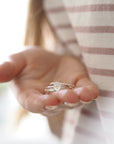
[24,0,57,50]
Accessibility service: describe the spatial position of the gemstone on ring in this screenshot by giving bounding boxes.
[50,82,62,91]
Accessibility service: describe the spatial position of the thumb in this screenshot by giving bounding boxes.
[0,52,26,82]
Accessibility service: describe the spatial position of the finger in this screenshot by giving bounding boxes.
[50,89,79,104]
[0,52,26,82]
[17,89,60,113]
[74,77,99,102]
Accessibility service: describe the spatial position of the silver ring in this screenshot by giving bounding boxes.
[44,81,74,93]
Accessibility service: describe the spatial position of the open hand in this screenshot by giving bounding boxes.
[0,48,99,115]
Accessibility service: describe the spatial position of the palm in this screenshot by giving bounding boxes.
[16,49,86,93]
[0,48,99,114]
[15,49,62,93]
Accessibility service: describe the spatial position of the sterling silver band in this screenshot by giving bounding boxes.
[44,81,74,93]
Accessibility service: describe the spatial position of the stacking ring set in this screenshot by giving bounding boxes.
[44,81,81,110]
[44,82,74,93]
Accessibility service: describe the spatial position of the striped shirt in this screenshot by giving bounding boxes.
[44,0,114,144]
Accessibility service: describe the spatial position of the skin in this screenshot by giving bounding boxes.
[0,48,99,115]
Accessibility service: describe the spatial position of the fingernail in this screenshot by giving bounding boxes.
[80,100,93,104]
[45,105,59,110]
[64,102,81,108]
